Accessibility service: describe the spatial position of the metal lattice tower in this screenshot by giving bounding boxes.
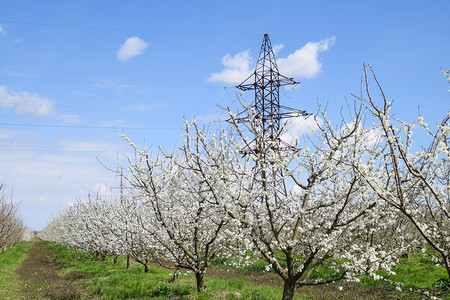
[235,34,309,202]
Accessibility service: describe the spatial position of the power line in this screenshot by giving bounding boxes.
[0,123,178,130]
[0,66,126,77]
[0,146,127,153]
[0,100,183,112]
[0,140,133,153]
[0,19,261,36]
[0,75,212,89]
[0,114,180,122]
[0,66,219,83]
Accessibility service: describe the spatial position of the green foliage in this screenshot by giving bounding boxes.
[433,278,450,291]
[242,260,269,272]
[151,283,170,296]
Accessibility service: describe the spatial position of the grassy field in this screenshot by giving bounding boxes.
[48,242,290,299]
[1,240,450,299]
[359,251,450,297]
[0,241,33,298]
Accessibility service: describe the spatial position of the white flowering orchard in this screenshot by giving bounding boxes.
[353,64,450,280]
[40,66,450,300]
[215,102,411,300]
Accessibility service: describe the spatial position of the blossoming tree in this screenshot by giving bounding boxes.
[354,64,450,279]
[119,124,242,292]
[187,102,410,300]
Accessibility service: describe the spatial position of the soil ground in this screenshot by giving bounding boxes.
[205,266,400,300]
[15,240,95,300]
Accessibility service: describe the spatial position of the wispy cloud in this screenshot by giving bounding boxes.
[208,37,336,84]
[119,104,163,112]
[117,36,149,62]
[2,151,117,226]
[0,85,81,123]
[0,85,55,116]
[0,25,6,35]
[60,114,83,124]
[193,114,223,123]
[0,134,132,228]
[59,139,130,153]
[95,80,147,95]
[95,79,141,89]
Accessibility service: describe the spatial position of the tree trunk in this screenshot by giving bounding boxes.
[144,263,150,273]
[282,278,296,300]
[169,267,179,283]
[195,271,206,293]
[126,255,130,269]
[113,255,118,264]
[444,256,450,280]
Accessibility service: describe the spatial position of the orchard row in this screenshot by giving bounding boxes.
[40,66,450,300]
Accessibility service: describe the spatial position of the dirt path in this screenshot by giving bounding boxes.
[16,240,93,300]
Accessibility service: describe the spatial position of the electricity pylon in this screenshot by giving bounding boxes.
[234,34,309,204]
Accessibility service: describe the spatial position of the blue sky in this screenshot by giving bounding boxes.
[0,1,449,230]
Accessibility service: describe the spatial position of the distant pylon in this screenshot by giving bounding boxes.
[234,34,309,203]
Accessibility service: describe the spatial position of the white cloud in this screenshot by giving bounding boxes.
[0,25,5,35]
[117,36,149,62]
[0,85,55,116]
[208,37,335,84]
[339,120,383,148]
[277,36,335,78]
[92,182,113,198]
[281,115,323,145]
[0,85,81,122]
[207,50,253,84]
[272,44,284,56]
[194,114,223,123]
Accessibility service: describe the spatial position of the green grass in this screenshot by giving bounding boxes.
[45,242,303,299]
[211,256,270,272]
[358,250,450,299]
[0,240,33,298]
[21,241,450,299]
